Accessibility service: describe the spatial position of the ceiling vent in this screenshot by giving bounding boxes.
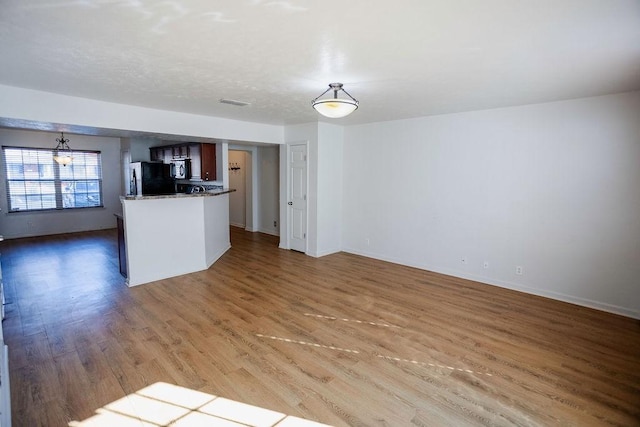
[219,98,251,107]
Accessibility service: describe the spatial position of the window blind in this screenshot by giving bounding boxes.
[3,146,103,212]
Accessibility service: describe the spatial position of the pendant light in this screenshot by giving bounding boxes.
[53,132,73,166]
[312,83,359,118]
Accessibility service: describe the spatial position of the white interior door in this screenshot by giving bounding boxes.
[288,144,307,252]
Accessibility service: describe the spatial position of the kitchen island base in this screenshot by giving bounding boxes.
[121,191,232,286]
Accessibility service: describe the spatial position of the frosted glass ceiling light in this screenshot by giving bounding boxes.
[53,132,73,166]
[312,83,359,118]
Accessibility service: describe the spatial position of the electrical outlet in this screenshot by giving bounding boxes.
[483,261,489,269]
[273,221,277,227]
[365,238,370,246]
[461,257,467,265]
[516,266,523,275]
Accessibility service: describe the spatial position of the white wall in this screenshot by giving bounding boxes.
[218,143,228,188]
[258,146,280,236]
[342,92,640,318]
[0,128,121,239]
[0,85,284,145]
[316,123,344,256]
[129,137,161,162]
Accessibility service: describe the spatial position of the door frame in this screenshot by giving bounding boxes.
[279,141,309,253]
[228,145,257,232]
[227,149,248,229]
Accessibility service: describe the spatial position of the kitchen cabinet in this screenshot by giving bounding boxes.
[150,147,173,163]
[150,147,162,162]
[200,143,217,181]
[150,144,190,161]
[149,143,216,181]
[172,145,190,159]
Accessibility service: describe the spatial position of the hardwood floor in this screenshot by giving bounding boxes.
[1,228,639,426]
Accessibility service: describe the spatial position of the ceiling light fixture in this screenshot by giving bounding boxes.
[53,132,73,166]
[312,83,359,118]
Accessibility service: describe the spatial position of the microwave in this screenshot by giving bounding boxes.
[171,159,191,179]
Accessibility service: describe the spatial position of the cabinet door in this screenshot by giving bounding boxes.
[150,148,162,161]
[180,145,190,158]
[201,143,217,181]
[162,148,173,164]
[172,145,189,159]
[189,144,202,179]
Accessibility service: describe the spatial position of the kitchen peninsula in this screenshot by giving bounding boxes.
[120,189,234,286]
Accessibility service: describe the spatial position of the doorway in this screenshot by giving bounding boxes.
[228,145,280,237]
[228,150,247,228]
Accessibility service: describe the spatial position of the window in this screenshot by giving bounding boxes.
[3,146,103,212]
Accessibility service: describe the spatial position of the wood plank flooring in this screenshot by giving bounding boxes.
[1,228,639,426]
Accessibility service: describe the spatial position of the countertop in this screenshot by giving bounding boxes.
[121,188,235,201]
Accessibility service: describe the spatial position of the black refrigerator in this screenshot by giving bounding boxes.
[129,162,175,195]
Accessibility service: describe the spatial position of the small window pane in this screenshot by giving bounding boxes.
[41,181,56,196]
[8,181,26,195]
[5,164,24,179]
[26,195,45,210]
[40,164,56,179]
[9,195,27,211]
[59,163,74,179]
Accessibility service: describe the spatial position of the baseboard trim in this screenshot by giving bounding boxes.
[342,247,640,320]
[307,248,341,258]
[206,244,231,269]
[258,228,280,237]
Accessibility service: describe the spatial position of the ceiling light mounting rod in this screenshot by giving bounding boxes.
[55,132,70,150]
[312,82,359,119]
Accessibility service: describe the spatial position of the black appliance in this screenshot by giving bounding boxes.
[129,162,175,195]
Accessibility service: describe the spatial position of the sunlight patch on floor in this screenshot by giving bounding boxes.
[303,313,402,329]
[255,333,360,354]
[69,382,333,427]
[260,317,492,378]
[376,354,493,376]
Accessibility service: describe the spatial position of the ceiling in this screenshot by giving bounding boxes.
[1,0,639,128]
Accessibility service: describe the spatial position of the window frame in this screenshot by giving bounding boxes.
[3,145,104,213]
